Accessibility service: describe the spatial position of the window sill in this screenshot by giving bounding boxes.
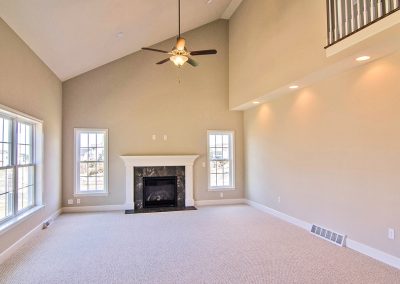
[73,192,109,197]
[208,187,236,192]
[0,205,45,236]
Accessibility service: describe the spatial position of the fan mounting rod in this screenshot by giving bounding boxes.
[178,0,181,38]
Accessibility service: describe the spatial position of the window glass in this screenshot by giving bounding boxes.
[208,131,234,189]
[0,168,14,221]
[75,129,108,195]
[17,122,33,165]
[0,118,12,167]
[0,115,37,225]
[17,166,34,211]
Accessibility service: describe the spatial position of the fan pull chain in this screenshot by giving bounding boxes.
[177,66,182,84]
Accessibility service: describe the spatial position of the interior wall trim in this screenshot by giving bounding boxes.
[0,209,62,265]
[246,199,400,270]
[194,198,246,206]
[3,201,398,270]
[62,204,126,213]
[62,199,247,212]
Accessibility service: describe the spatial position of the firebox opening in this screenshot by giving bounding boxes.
[143,176,178,208]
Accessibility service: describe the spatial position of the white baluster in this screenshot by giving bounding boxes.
[370,0,376,21]
[344,0,349,35]
[356,0,361,28]
[328,0,333,44]
[363,0,369,24]
[394,0,399,9]
[385,0,391,12]
[350,0,356,31]
[377,0,383,17]
[334,0,339,41]
[337,0,343,38]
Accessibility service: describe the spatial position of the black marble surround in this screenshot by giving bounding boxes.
[134,166,185,210]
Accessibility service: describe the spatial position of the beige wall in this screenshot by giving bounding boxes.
[229,0,330,109]
[62,20,244,206]
[0,18,62,254]
[244,51,400,258]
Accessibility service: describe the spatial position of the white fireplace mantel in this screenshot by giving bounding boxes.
[120,155,199,209]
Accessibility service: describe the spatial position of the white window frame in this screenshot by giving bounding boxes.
[0,104,44,233]
[74,128,108,196]
[207,130,235,191]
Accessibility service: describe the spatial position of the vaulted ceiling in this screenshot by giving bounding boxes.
[0,0,242,81]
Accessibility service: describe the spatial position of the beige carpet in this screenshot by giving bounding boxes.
[0,205,399,284]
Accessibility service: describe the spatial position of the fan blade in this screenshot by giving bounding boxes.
[156,58,171,65]
[190,49,217,56]
[187,58,199,67]
[142,47,169,53]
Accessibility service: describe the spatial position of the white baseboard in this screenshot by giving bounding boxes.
[63,200,247,211]
[195,198,246,206]
[246,199,311,230]
[0,209,62,265]
[246,199,400,270]
[62,204,126,213]
[346,239,400,269]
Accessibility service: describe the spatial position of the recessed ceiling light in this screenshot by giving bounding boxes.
[289,85,299,89]
[356,55,370,62]
[116,32,124,39]
[253,101,260,104]
[207,0,213,4]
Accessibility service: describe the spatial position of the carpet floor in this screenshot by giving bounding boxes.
[0,205,399,284]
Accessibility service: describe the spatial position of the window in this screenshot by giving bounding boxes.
[74,129,108,196]
[0,111,40,225]
[207,130,235,190]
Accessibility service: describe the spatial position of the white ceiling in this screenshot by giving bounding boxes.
[0,0,242,81]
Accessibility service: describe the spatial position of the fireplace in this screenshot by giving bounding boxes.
[143,176,177,208]
[120,155,199,211]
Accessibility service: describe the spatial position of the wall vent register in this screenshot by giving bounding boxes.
[311,224,346,246]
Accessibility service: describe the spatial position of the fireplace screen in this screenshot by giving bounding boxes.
[143,176,177,208]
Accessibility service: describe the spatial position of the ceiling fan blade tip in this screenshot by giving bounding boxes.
[190,49,218,56]
[156,58,171,65]
[187,58,199,67]
[142,47,169,53]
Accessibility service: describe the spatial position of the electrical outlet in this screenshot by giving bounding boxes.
[220,192,224,198]
[76,199,81,205]
[163,134,167,141]
[67,199,73,205]
[152,134,156,140]
[388,228,395,240]
[278,196,281,203]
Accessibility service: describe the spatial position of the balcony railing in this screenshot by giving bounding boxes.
[326,0,400,46]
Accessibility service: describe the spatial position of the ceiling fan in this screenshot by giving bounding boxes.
[141,0,217,67]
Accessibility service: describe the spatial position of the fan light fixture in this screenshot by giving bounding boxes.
[141,0,217,68]
[170,55,188,66]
